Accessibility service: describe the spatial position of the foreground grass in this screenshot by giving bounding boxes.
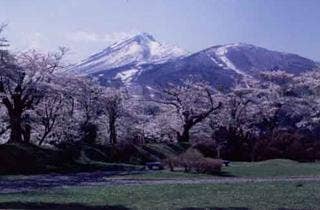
[1,159,320,209]
[0,181,319,209]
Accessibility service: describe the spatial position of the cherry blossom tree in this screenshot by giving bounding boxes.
[103,88,126,144]
[0,44,66,143]
[153,81,222,143]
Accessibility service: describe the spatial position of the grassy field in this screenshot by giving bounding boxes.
[1,159,320,209]
[0,181,319,209]
[225,159,320,177]
[113,159,320,180]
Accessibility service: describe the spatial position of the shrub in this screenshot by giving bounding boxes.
[164,148,201,172]
[193,158,223,174]
[164,148,223,174]
[178,148,204,160]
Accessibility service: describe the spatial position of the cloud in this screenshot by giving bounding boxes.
[65,30,137,44]
[10,31,50,53]
[62,30,139,62]
[28,32,45,49]
[67,31,100,42]
[10,30,140,62]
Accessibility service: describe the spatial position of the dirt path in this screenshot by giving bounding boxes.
[1,171,320,193]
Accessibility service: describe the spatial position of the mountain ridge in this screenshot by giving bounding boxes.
[73,32,188,76]
[71,33,319,90]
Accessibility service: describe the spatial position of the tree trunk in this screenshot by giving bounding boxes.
[216,147,221,159]
[250,142,256,162]
[38,130,49,146]
[8,115,23,143]
[109,117,117,144]
[250,151,255,162]
[22,123,31,143]
[4,94,26,144]
[177,124,191,143]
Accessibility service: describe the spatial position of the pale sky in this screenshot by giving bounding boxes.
[0,0,319,62]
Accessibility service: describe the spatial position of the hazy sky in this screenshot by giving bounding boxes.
[0,0,319,62]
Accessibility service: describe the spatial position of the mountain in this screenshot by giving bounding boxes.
[71,33,319,90]
[204,43,317,75]
[73,33,187,77]
[135,43,318,89]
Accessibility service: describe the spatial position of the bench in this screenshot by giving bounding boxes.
[223,160,230,166]
[145,162,164,170]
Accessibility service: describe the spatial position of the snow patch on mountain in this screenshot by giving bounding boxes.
[206,43,252,87]
[73,33,188,75]
[214,43,248,77]
[205,53,224,67]
[115,68,139,84]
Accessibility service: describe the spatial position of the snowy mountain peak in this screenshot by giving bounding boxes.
[71,37,318,91]
[73,33,188,75]
[131,32,156,42]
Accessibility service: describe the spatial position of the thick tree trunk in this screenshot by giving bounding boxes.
[8,115,23,143]
[177,124,191,143]
[109,117,117,144]
[4,94,26,144]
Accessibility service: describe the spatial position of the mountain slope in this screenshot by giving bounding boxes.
[73,33,187,77]
[71,34,319,91]
[135,43,318,90]
[204,43,316,75]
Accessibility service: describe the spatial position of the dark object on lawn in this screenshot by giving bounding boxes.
[145,162,164,170]
[223,160,230,166]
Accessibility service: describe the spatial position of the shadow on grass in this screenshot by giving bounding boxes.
[180,208,249,210]
[215,171,236,177]
[176,171,236,177]
[180,208,308,210]
[0,202,130,210]
[181,171,236,177]
[0,170,148,193]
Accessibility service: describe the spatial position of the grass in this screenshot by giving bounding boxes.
[111,170,215,180]
[0,181,319,209]
[224,159,320,177]
[1,159,320,209]
[112,159,320,180]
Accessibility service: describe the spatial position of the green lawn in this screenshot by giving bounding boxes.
[224,159,320,177]
[0,181,319,209]
[113,159,320,180]
[111,170,214,180]
[1,159,320,209]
